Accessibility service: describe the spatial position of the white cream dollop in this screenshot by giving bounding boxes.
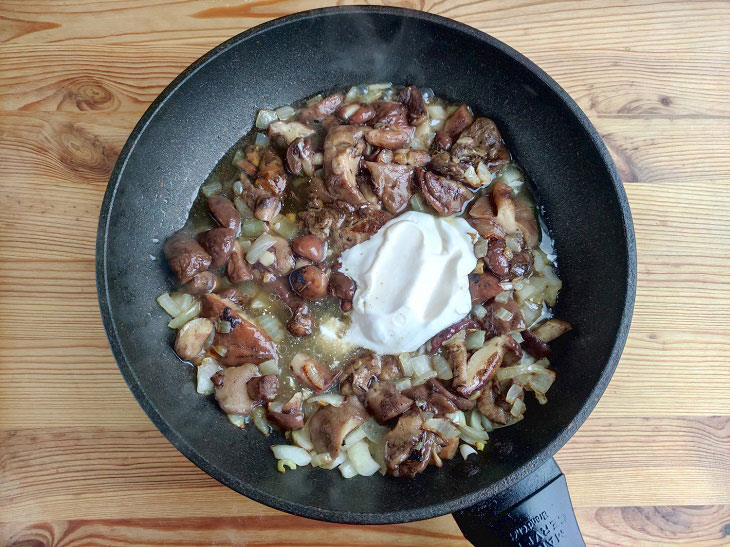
[339,211,477,354]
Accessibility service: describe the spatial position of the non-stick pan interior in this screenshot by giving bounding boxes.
[98,8,634,524]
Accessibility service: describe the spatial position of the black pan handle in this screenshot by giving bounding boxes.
[452,458,583,546]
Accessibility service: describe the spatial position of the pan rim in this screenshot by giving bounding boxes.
[96,5,637,525]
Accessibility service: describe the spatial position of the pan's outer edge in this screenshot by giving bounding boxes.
[95,6,637,525]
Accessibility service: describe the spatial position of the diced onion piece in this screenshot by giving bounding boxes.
[393,377,412,392]
[271,445,312,466]
[258,359,279,375]
[291,425,314,451]
[256,314,285,342]
[275,105,296,121]
[511,398,527,418]
[422,418,460,440]
[505,383,524,404]
[446,410,465,426]
[480,413,494,432]
[251,406,270,436]
[409,193,429,213]
[460,444,478,460]
[228,414,246,428]
[511,332,524,343]
[431,355,453,380]
[277,459,296,473]
[258,250,275,267]
[308,393,345,407]
[217,320,231,334]
[271,215,299,240]
[398,354,414,377]
[211,345,228,357]
[168,300,201,329]
[494,291,511,304]
[246,233,278,264]
[319,452,346,470]
[170,292,193,313]
[255,109,278,130]
[157,292,181,317]
[312,152,324,166]
[474,238,489,258]
[345,86,359,102]
[310,452,332,468]
[505,236,521,252]
[495,307,514,322]
[196,357,222,395]
[465,330,486,351]
[412,370,438,386]
[200,180,222,198]
[426,105,447,120]
[463,165,482,187]
[467,409,484,431]
[346,441,380,476]
[368,82,392,90]
[476,162,493,184]
[233,196,254,218]
[459,423,489,442]
[339,458,358,478]
[344,425,368,447]
[360,418,390,444]
[472,304,487,320]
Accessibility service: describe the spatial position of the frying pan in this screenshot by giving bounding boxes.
[96,7,636,545]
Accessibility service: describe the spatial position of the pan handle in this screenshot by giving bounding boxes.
[452,458,583,546]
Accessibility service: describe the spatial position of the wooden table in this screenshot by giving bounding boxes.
[1,1,729,545]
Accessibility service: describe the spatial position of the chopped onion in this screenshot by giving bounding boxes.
[446,410,465,426]
[412,370,438,386]
[196,358,222,395]
[291,425,313,451]
[495,307,514,322]
[465,330,486,351]
[255,133,269,147]
[275,105,296,121]
[480,413,494,432]
[459,423,489,442]
[500,281,514,290]
[505,236,521,253]
[232,180,243,196]
[345,86,359,102]
[168,300,201,329]
[258,250,276,267]
[476,162,493,184]
[255,109,278,130]
[277,459,296,473]
[463,165,482,187]
[368,82,393,90]
[460,444,477,460]
[409,193,429,213]
[426,105,447,120]
[157,292,181,317]
[211,345,228,357]
[467,409,485,431]
[339,458,358,478]
[474,238,489,258]
[346,441,380,476]
[393,377,412,392]
[233,196,254,218]
[319,451,346,470]
[472,303,487,320]
[256,314,284,342]
[422,418,460,440]
[360,418,389,444]
[170,292,193,313]
[410,355,432,376]
[494,291,511,304]
[228,414,246,428]
[511,398,526,418]
[511,332,524,344]
[200,180,222,198]
[251,406,270,436]
[431,355,453,380]
[506,383,524,405]
[216,320,231,334]
[312,152,324,166]
[258,359,279,375]
[308,393,345,407]
[246,233,278,264]
[271,215,298,240]
[271,445,312,466]
[398,354,414,377]
[344,425,368,447]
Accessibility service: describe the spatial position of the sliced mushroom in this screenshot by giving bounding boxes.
[384,407,434,478]
[308,397,369,458]
[398,85,428,126]
[291,235,325,263]
[469,272,503,304]
[208,195,241,232]
[531,319,573,343]
[173,317,214,362]
[339,349,380,397]
[297,93,344,123]
[428,318,480,354]
[491,181,518,233]
[417,169,474,216]
[365,162,414,214]
[287,303,313,337]
[212,364,260,415]
[246,374,279,402]
[255,149,287,197]
[484,237,510,278]
[323,125,368,206]
[514,196,539,247]
[365,127,412,149]
[435,104,473,150]
[365,382,414,424]
[164,231,212,284]
[181,271,220,295]
[286,137,314,176]
[489,299,526,335]
[437,437,459,460]
[197,227,236,269]
[226,240,253,283]
[289,353,338,392]
[451,334,510,398]
[266,392,304,431]
[289,265,329,300]
[477,381,511,425]
[200,293,241,319]
[393,149,431,167]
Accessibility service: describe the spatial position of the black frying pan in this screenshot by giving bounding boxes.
[96,7,636,545]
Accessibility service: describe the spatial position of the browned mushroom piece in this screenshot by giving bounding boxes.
[308,397,369,458]
[365,382,414,424]
[336,103,376,124]
[491,181,518,233]
[216,287,249,306]
[289,265,329,300]
[469,271,503,304]
[383,407,434,478]
[398,86,428,126]
[449,334,509,398]
[393,149,431,167]
[173,317,214,362]
[331,208,393,254]
[484,237,511,278]
[428,317,480,354]
[246,374,280,402]
[289,353,338,392]
[365,127,412,150]
[267,120,315,145]
[371,101,410,129]
[287,303,313,337]
[291,235,325,262]
[365,162,414,214]
[164,231,212,284]
[378,355,403,382]
[286,137,315,176]
[266,392,304,431]
[435,104,473,150]
[437,437,459,460]
[237,175,281,223]
[489,299,526,335]
[416,169,473,216]
[339,349,380,397]
[207,195,241,233]
[477,380,511,425]
[263,236,295,277]
[509,249,533,278]
[514,196,539,248]
[453,117,509,171]
[226,240,253,283]
[402,383,456,415]
[200,292,241,319]
[212,364,260,415]
[323,125,369,206]
[297,93,344,123]
[531,319,573,343]
[181,271,220,295]
[197,227,236,269]
[233,145,261,176]
[255,149,287,197]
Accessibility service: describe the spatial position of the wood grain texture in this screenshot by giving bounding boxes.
[1,0,729,545]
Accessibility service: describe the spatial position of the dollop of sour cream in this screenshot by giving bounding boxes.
[339,211,477,354]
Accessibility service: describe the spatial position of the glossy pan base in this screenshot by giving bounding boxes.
[97,7,636,525]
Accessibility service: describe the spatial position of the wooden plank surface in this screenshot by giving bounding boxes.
[1,1,729,545]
